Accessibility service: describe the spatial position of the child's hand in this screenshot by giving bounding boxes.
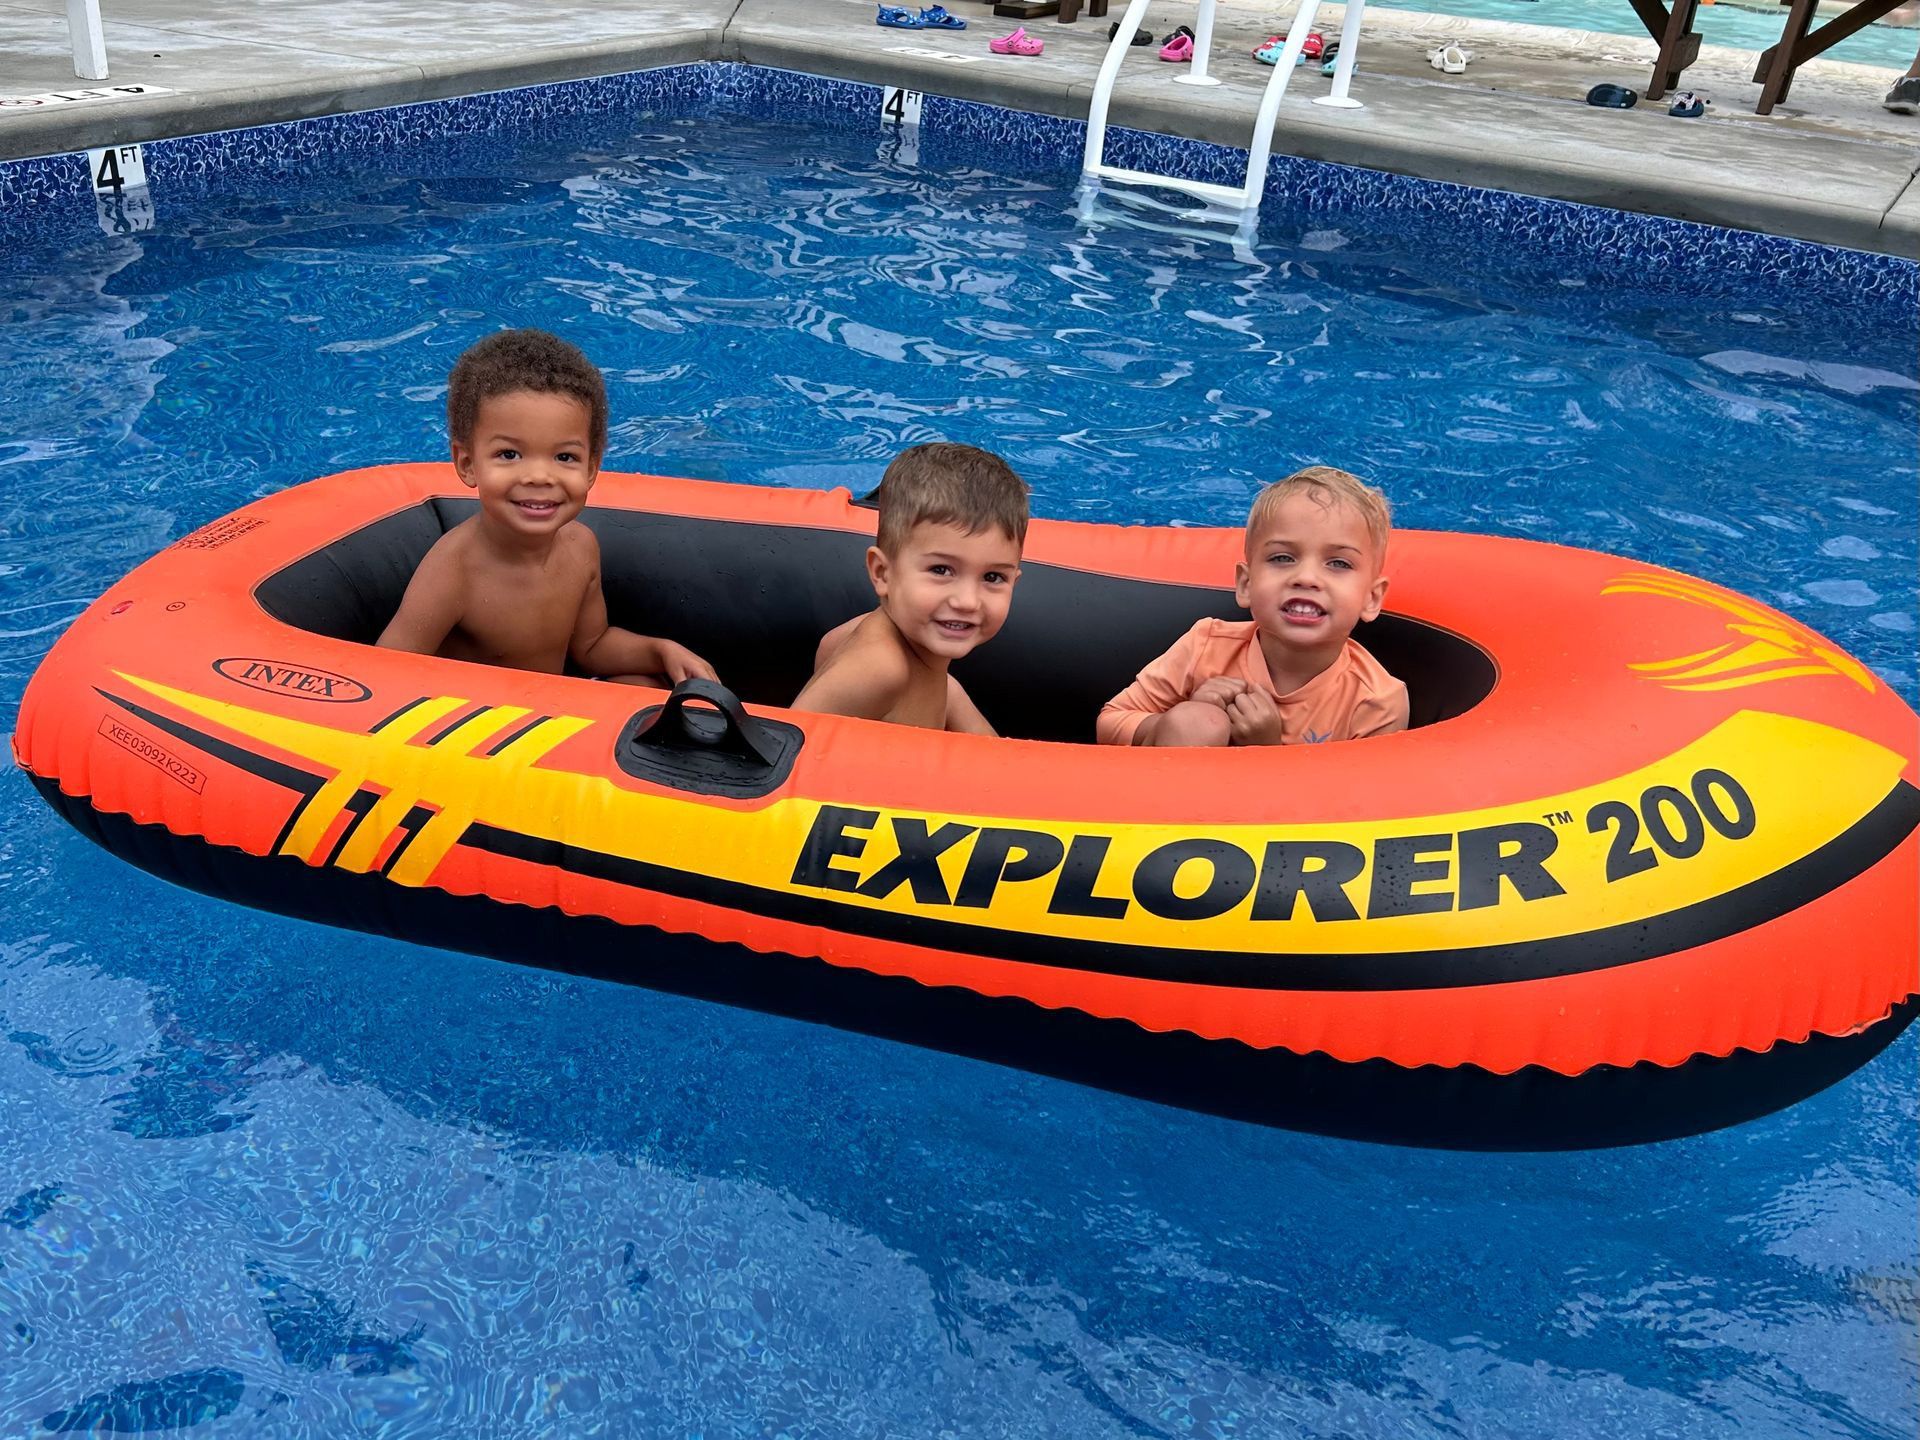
[659,642,718,685]
[1226,687,1285,746]
[1190,676,1248,710]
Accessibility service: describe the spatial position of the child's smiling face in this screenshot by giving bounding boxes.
[869,519,1022,664]
[452,389,599,541]
[1235,490,1388,656]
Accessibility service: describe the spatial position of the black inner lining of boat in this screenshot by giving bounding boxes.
[255,499,1498,744]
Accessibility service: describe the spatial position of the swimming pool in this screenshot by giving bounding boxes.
[1374,0,1915,69]
[1,65,1914,1438]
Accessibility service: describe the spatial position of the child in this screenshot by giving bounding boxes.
[1098,466,1407,747]
[793,442,1028,733]
[378,329,716,687]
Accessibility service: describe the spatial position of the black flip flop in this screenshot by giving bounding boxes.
[1585,83,1637,109]
[1108,21,1153,44]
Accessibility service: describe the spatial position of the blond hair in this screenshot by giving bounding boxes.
[1245,466,1391,559]
[874,443,1030,555]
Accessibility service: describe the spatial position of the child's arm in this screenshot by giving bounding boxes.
[567,535,717,684]
[376,542,467,655]
[1094,625,1210,745]
[791,644,911,720]
[944,677,997,737]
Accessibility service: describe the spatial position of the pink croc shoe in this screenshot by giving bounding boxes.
[990,26,1044,54]
[1158,31,1193,62]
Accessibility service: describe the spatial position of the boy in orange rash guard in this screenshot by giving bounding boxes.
[1098,466,1408,747]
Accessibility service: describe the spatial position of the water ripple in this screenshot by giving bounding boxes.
[0,111,1911,1440]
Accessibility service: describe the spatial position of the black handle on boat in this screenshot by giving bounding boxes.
[634,678,781,768]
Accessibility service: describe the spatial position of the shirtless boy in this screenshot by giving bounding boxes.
[1098,466,1408,747]
[378,329,715,686]
[793,442,1028,733]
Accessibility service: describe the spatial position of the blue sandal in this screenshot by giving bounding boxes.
[877,4,925,27]
[918,5,967,27]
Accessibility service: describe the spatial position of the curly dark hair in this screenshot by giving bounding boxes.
[446,328,608,462]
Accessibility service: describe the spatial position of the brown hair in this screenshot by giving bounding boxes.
[447,329,609,462]
[874,443,1030,555]
[1245,466,1392,560]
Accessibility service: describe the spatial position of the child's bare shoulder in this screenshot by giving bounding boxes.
[377,521,476,653]
[556,518,600,563]
[421,513,476,556]
[403,521,480,597]
[546,519,599,584]
[814,611,879,672]
[796,612,915,718]
[827,613,914,686]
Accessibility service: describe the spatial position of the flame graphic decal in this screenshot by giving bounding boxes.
[1604,571,1876,694]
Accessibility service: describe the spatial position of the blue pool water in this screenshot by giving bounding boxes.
[1,83,1915,1436]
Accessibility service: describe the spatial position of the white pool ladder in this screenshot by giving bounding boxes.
[1079,0,1367,240]
[65,0,108,79]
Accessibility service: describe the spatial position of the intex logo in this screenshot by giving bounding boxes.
[212,657,370,704]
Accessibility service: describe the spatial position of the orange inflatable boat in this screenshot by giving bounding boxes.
[14,465,1918,1146]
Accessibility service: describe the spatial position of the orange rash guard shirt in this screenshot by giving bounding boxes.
[1097,618,1410,746]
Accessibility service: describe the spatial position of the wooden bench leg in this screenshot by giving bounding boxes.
[1648,0,1700,100]
[1754,0,1900,113]
[1754,0,1816,113]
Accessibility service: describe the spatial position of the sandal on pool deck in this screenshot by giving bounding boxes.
[1159,31,1194,61]
[990,26,1044,53]
[1108,21,1153,44]
[918,5,967,27]
[876,4,925,27]
[1252,34,1285,64]
[1667,90,1706,117]
[1427,44,1470,73]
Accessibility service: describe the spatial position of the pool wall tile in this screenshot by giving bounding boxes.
[903,84,1917,313]
[2,60,1914,322]
[0,149,87,211]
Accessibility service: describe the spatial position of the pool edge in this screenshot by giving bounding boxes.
[2,18,1917,260]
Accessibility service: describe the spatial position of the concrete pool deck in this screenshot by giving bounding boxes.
[0,0,1915,255]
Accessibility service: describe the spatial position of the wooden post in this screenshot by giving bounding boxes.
[1753,0,1899,113]
[1623,0,1701,101]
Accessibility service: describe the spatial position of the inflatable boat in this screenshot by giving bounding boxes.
[14,465,1917,1146]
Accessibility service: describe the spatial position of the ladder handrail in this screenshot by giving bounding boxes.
[1080,0,1160,177]
[66,0,108,81]
[1321,0,1368,105]
[1242,0,1328,210]
[1081,0,1368,227]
